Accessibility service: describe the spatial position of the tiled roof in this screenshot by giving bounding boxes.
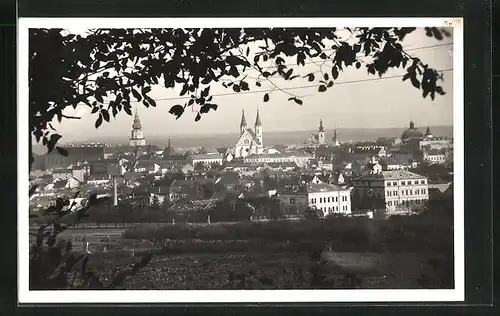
[162,154,186,161]
[307,183,346,193]
[190,153,223,160]
[245,152,313,159]
[380,155,412,166]
[53,168,72,174]
[245,129,261,145]
[428,182,452,193]
[354,170,426,181]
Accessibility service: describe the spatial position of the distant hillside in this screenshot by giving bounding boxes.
[31,126,452,152]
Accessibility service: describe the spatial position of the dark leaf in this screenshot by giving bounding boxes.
[101,109,110,122]
[323,73,329,81]
[55,146,69,157]
[131,89,142,102]
[436,86,446,95]
[142,86,152,94]
[331,67,339,80]
[410,77,420,89]
[256,81,262,87]
[95,114,103,128]
[402,73,411,81]
[318,85,327,92]
[263,93,270,102]
[355,62,361,69]
[169,105,184,119]
[293,98,303,105]
[327,81,334,88]
[195,113,201,122]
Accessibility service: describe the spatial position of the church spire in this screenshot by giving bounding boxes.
[240,109,247,134]
[318,118,324,132]
[255,109,262,127]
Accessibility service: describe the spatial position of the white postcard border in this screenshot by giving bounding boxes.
[18,17,464,304]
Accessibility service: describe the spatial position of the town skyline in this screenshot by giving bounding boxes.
[44,27,454,143]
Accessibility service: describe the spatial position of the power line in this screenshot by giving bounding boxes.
[255,43,453,69]
[121,68,453,104]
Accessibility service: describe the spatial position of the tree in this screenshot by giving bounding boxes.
[150,194,162,209]
[29,27,451,164]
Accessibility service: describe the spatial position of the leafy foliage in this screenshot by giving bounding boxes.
[29,189,152,289]
[30,27,451,155]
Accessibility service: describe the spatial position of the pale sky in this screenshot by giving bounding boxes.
[47,28,454,142]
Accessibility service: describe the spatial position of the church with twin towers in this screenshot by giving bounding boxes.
[234,109,264,158]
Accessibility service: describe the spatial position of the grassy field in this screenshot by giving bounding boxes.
[30,213,454,290]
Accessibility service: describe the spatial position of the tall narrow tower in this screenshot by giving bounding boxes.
[318,119,325,145]
[129,108,147,147]
[240,109,247,135]
[255,109,263,146]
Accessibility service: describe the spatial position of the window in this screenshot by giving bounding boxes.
[290,198,295,204]
[393,181,397,186]
[328,197,331,203]
[401,181,406,185]
[422,189,426,194]
[409,190,413,195]
[310,199,314,204]
[388,201,392,206]
[387,182,391,186]
[335,197,338,202]
[420,180,425,184]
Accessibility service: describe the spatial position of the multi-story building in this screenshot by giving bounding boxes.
[278,183,352,217]
[352,170,429,215]
[188,153,224,166]
[423,149,447,164]
[244,152,313,167]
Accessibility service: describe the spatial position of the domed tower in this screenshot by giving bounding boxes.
[255,109,263,146]
[129,108,146,147]
[401,120,423,142]
[318,119,325,145]
[240,109,247,135]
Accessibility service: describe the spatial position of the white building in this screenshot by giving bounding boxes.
[279,183,352,218]
[307,183,352,216]
[244,152,313,167]
[423,149,446,164]
[189,153,223,166]
[352,170,429,214]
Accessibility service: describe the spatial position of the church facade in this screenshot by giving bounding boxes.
[234,109,264,158]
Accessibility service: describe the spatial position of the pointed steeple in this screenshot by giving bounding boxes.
[132,107,142,130]
[318,119,324,132]
[240,109,247,135]
[255,109,262,127]
[240,109,247,127]
[425,126,432,136]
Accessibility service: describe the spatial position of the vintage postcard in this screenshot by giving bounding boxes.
[18,17,464,303]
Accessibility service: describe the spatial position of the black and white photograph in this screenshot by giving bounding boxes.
[18,18,464,303]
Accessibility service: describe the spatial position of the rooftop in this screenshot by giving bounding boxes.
[190,153,223,160]
[354,170,427,181]
[245,152,313,159]
[307,183,347,193]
